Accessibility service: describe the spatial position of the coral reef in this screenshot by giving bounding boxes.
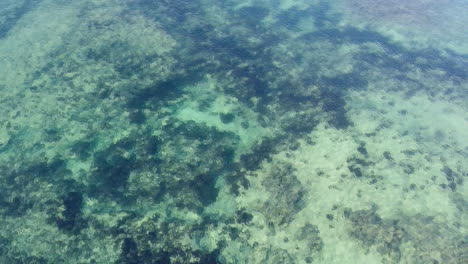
[0,0,466,263]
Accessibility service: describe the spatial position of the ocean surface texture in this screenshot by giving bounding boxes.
[0,0,467,263]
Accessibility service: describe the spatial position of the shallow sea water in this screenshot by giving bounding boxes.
[0,0,467,263]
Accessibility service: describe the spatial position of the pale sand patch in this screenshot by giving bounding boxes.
[235,87,466,262]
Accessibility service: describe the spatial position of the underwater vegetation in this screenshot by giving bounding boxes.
[0,0,466,263]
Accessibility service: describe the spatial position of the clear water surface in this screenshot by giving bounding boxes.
[0,0,467,263]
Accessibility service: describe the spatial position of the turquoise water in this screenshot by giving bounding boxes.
[0,0,467,263]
